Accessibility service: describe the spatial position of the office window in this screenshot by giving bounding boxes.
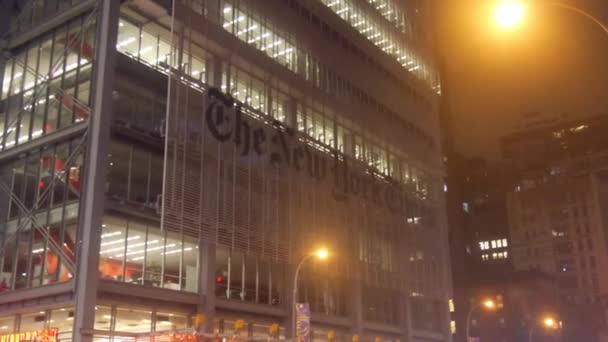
[362,287,400,324]
[115,307,152,333]
[99,215,199,292]
[0,316,14,333]
[0,15,94,151]
[0,138,82,292]
[156,311,188,331]
[94,306,113,331]
[221,2,297,73]
[215,246,282,305]
[106,139,164,207]
[19,312,47,332]
[49,307,74,335]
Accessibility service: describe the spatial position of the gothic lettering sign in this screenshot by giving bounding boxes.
[205,88,414,216]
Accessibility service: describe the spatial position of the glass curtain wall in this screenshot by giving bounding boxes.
[319,0,438,91]
[111,3,440,299]
[98,214,198,293]
[190,0,436,127]
[0,15,95,152]
[106,139,164,208]
[214,246,282,305]
[0,138,82,291]
[9,0,90,36]
[93,304,189,334]
[0,307,74,341]
[115,10,436,202]
[183,3,435,198]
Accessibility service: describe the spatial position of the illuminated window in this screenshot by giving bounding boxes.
[503,238,508,247]
[449,299,455,313]
[497,240,502,248]
[450,320,456,334]
[99,215,199,292]
[491,240,497,249]
[319,0,439,90]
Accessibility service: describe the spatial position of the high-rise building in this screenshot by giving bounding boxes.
[0,1,451,342]
[504,115,608,341]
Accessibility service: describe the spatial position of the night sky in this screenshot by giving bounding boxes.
[435,0,608,160]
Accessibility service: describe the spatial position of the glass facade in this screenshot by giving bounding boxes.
[93,304,189,335]
[320,0,439,92]
[0,307,74,342]
[0,138,82,291]
[9,0,90,36]
[0,16,95,152]
[184,0,436,134]
[115,14,435,202]
[215,246,282,305]
[298,273,348,317]
[98,214,199,292]
[106,138,164,207]
[0,0,450,339]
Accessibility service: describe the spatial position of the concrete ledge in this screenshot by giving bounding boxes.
[215,298,285,318]
[362,321,403,335]
[98,279,199,305]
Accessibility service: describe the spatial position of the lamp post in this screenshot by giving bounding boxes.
[494,1,608,36]
[292,248,329,339]
[528,316,558,342]
[465,299,496,342]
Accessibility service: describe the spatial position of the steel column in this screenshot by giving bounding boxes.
[196,241,217,332]
[72,1,119,341]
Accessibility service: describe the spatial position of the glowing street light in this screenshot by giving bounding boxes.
[492,1,608,36]
[466,299,496,341]
[315,248,329,260]
[543,317,556,328]
[495,1,527,30]
[292,248,331,338]
[483,299,496,309]
[529,315,559,341]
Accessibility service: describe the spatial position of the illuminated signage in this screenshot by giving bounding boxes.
[0,328,58,342]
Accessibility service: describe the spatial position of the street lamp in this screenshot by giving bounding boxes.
[465,299,496,341]
[292,248,330,339]
[493,1,608,36]
[495,1,527,30]
[528,315,559,341]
